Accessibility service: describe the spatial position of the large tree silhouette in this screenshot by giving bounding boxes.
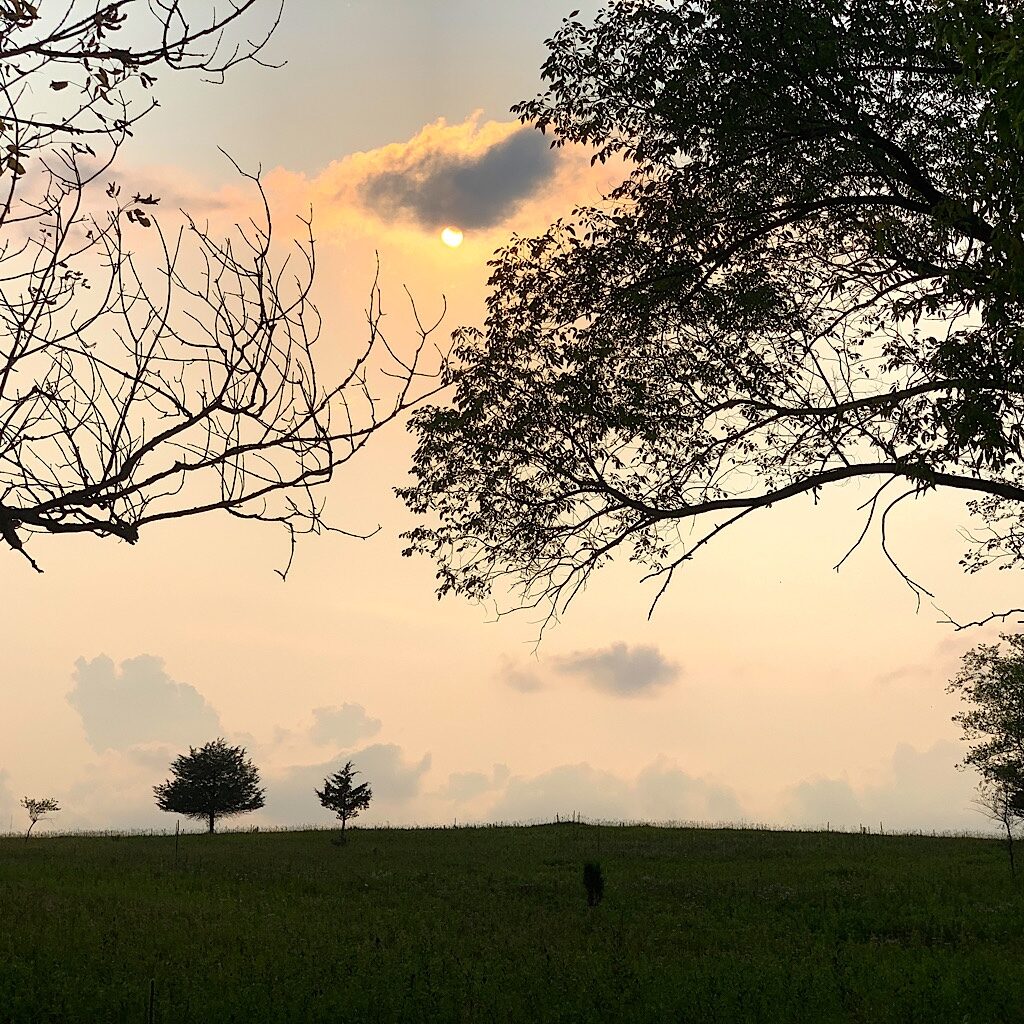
[0,1,440,574]
[154,738,265,833]
[401,0,1024,633]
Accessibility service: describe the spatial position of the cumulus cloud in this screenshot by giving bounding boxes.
[67,655,221,753]
[265,743,432,826]
[554,642,679,697]
[358,125,555,230]
[488,759,742,824]
[309,704,382,747]
[782,741,982,832]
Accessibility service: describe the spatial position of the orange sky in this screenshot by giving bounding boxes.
[0,1,1013,837]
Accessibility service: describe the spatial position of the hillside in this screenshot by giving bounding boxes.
[1,824,1021,1023]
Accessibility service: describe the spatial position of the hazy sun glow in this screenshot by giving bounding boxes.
[441,226,464,248]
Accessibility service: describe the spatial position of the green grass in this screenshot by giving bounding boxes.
[1,823,1022,1023]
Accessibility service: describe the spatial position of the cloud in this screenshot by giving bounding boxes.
[64,751,170,832]
[444,771,492,802]
[443,763,510,802]
[782,741,982,832]
[67,655,221,753]
[258,110,615,250]
[498,656,544,693]
[309,704,382,747]
[554,642,680,697]
[784,777,863,826]
[488,759,742,824]
[358,124,555,230]
[0,769,16,833]
[264,743,432,827]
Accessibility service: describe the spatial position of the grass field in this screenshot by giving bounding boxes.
[1,823,1022,1023]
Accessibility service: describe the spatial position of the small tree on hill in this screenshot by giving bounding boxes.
[316,761,371,839]
[154,739,265,834]
[21,797,60,840]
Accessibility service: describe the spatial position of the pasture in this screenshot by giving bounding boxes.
[1,823,1021,1023]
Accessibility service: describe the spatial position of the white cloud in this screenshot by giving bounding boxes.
[0,769,17,834]
[309,704,382,747]
[67,655,221,753]
[443,763,510,802]
[488,759,742,824]
[782,741,982,832]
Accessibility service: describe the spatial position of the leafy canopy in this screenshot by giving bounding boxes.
[948,632,1024,788]
[154,738,265,831]
[401,0,1024,632]
[21,796,60,821]
[20,796,60,838]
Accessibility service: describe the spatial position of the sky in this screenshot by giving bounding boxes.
[0,0,1017,836]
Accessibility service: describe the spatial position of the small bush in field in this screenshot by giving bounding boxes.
[583,861,604,906]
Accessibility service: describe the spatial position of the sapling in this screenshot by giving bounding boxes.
[21,797,60,840]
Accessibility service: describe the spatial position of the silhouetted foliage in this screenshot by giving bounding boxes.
[0,1,442,575]
[401,0,1024,633]
[949,632,1024,871]
[154,738,264,833]
[20,796,59,840]
[316,760,371,840]
[583,861,604,906]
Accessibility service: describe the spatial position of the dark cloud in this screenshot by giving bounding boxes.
[488,760,742,824]
[554,642,679,697]
[359,128,555,230]
[67,655,221,753]
[309,704,382,747]
[266,744,432,827]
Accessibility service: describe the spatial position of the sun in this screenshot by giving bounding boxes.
[441,226,464,248]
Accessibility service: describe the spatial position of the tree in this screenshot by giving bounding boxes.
[0,1,441,576]
[315,760,371,838]
[975,776,1024,875]
[401,0,1024,634]
[21,796,59,840]
[154,738,265,833]
[948,633,1024,871]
